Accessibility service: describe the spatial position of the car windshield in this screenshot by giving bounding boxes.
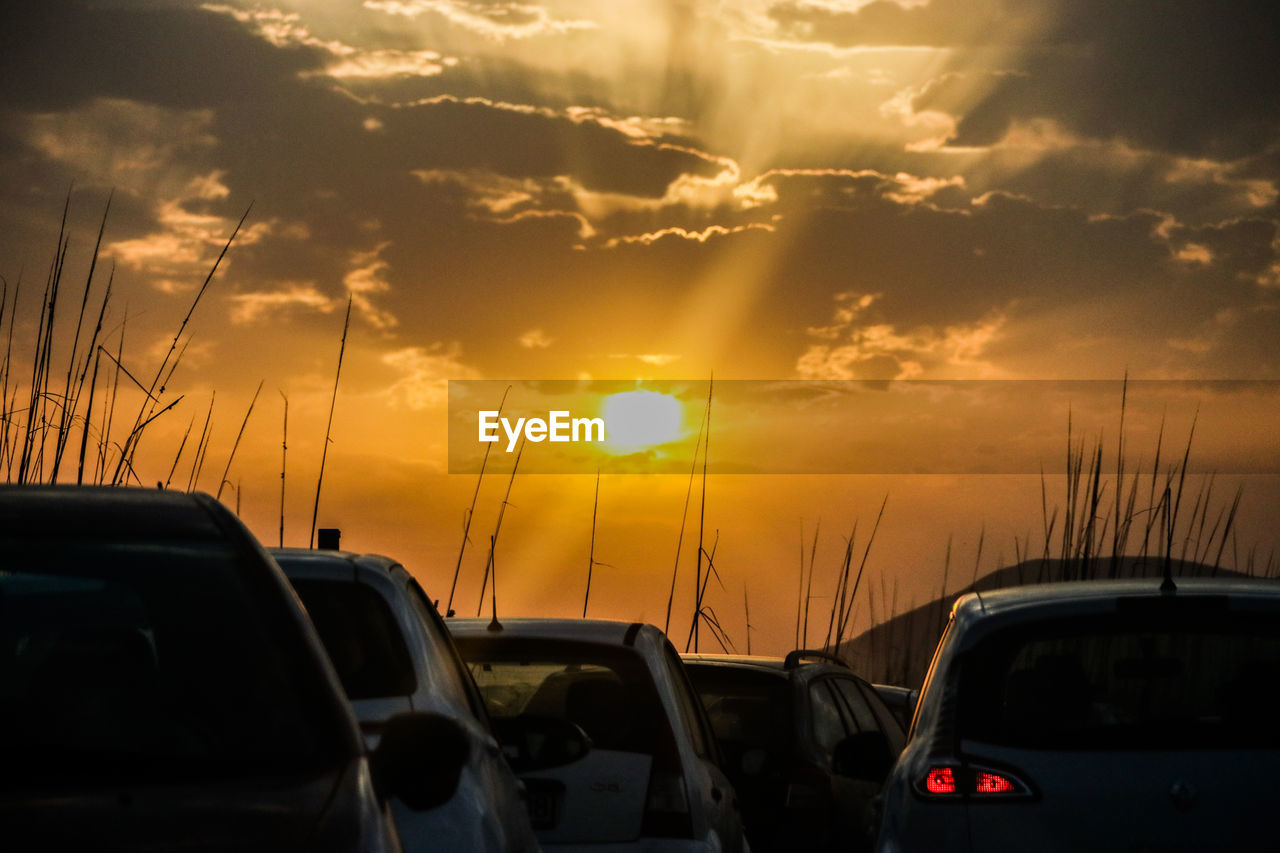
[0,539,347,783]
[959,600,1280,750]
[456,637,666,756]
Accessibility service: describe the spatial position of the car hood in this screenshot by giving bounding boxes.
[0,765,353,851]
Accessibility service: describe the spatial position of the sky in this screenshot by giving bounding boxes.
[2,0,1278,654]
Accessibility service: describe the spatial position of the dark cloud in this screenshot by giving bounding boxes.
[767,0,1052,48]
[769,0,1280,161]
[0,0,325,112]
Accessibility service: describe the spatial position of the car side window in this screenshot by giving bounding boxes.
[403,577,484,717]
[660,642,712,759]
[831,677,879,734]
[856,681,907,755]
[808,680,847,764]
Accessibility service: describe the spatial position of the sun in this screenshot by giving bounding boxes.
[600,391,684,451]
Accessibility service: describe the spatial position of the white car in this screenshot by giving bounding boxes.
[875,578,1280,852]
[271,547,540,853]
[450,618,748,853]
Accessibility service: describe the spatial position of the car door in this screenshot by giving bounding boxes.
[829,677,894,852]
[401,576,537,853]
[658,642,745,853]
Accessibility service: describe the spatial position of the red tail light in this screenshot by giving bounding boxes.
[974,771,1017,794]
[915,763,1032,799]
[924,767,958,795]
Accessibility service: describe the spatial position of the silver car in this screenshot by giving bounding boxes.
[450,618,747,853]
[875,578,1280,852]
[271,547,539,853]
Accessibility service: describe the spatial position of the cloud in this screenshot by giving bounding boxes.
[607,353,683,367]
[909,118,1278,223]
[343,243,399,330]
[766,0,1045,49]
[519,328,553,348]
[380,343,480,409]
[0,1,325,113]
[797,291,1008,379]
[411,168,596,238]
[759,0,1280,168]
[363,0,598,41]
[602,223,775,248]
[23,98,218,192]
[229,284,337,324]
[109,195,268,274]
[202,4,457,80]
[637,353,682,366]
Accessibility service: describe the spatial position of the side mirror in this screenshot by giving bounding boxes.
[370,712,469,811]
[490,714,591,772]
[833,730,894,784]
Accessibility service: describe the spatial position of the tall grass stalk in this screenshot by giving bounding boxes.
[112,204,252,485]
[186,393,215,492]
[685,531,733,653]
[833,495,887,652]
[279,391,288,547]
[476,438,525,617]
[583,470,600,617]
[664,392,708,635]
[802,520,820,649]
[163,415,194,491]
[310,297,351,548]
[216,379,263,502]
[448,385,509,617]
[689,376,713,651]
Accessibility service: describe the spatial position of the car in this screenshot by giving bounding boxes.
[875,577,1280,852]
[869,684,918,731]
[270,545,540,853]
[0,485,465,851]
[681,650,905,853]
[449,617,747,853]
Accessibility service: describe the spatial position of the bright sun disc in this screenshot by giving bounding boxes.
[601,391,683,450]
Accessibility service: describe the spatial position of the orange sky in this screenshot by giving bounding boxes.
[2,0,1278,653]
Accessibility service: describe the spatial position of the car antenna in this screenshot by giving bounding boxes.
[1160,484,1177,594]
[1160,557,1177,594]
[487,534,503,632]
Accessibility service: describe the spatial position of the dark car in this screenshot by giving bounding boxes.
[0,485,464,851]
[876,578,1280,852]
[682,650,905,853]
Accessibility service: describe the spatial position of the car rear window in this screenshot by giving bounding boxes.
[290,579,417,700]
[959,603,1280,750]
[456,637,667,756]
[0,540,349,783]
[684,665,791,757]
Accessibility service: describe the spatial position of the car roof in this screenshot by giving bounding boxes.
[682,653,858,682]
[683,654,789,672]
[269,546,402,580]
[954,577,1280,620]
[448,617,656,647]
[949,578,1280,641]
[0,485,230,540]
